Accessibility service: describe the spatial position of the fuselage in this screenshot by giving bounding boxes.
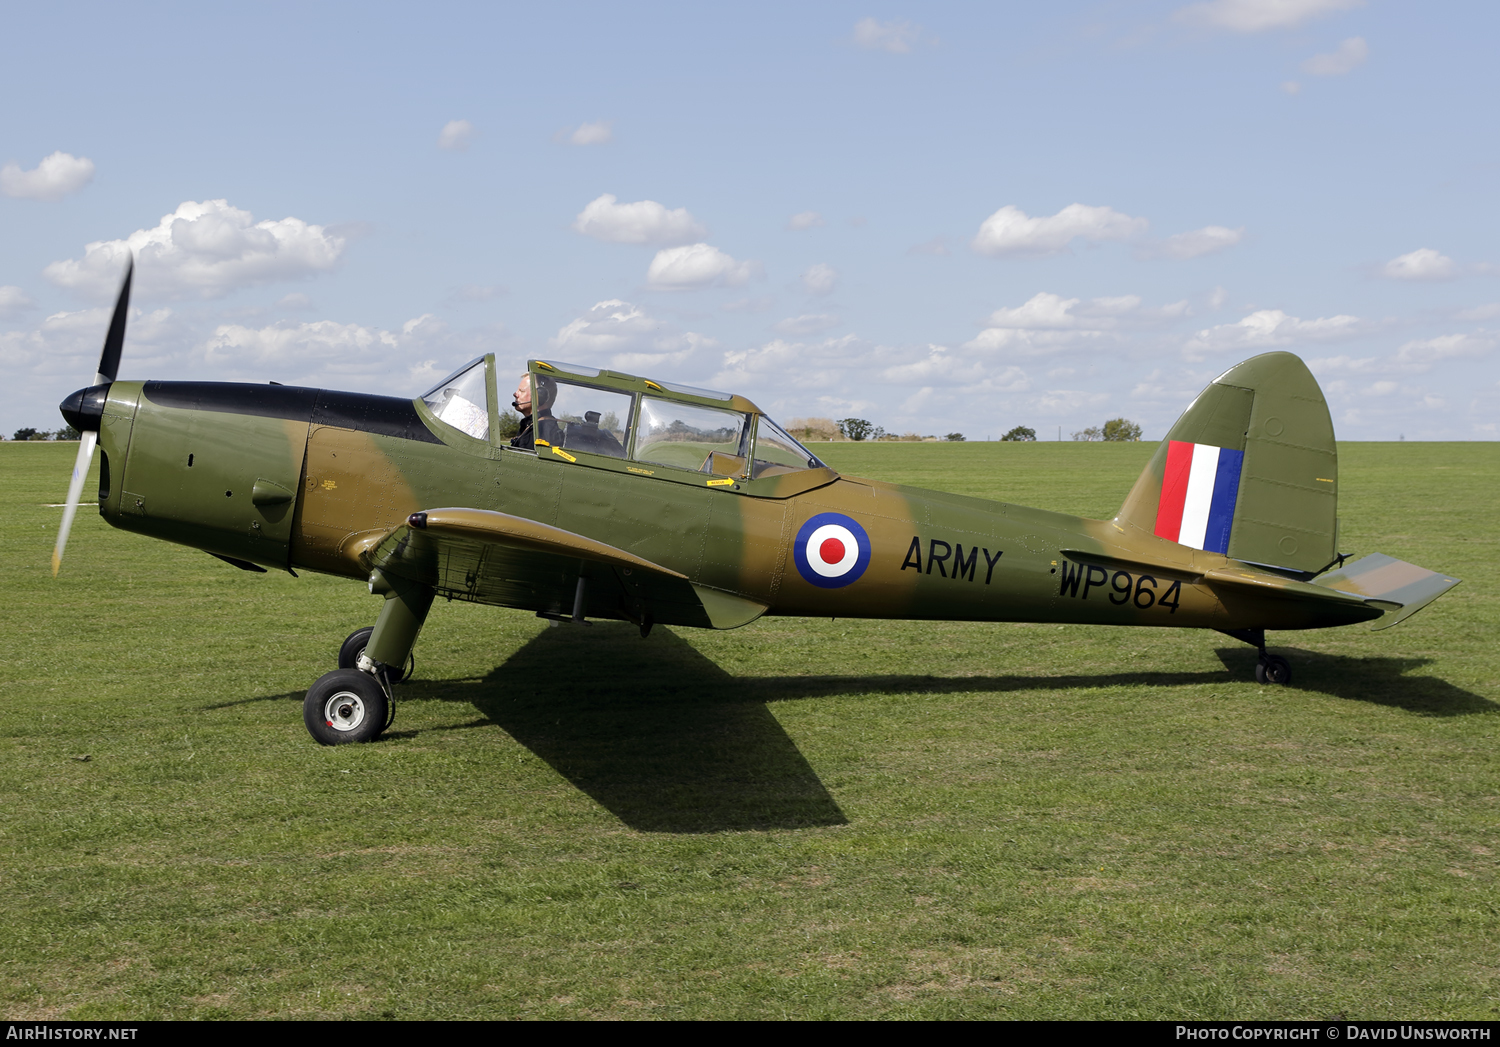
[83,378,1375,635]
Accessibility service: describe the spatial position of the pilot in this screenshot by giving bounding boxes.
[510,373,561,451]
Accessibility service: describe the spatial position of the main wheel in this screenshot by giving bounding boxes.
[337,626,413,681]
[337,627,374,669]
[303,669,389,745]
[1254,655,1292,686]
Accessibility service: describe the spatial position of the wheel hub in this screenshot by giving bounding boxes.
[323,690,367,731]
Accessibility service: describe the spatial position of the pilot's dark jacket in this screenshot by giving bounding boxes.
[510,410,562,451]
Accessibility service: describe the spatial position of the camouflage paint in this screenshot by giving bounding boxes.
[89,353,1400,639]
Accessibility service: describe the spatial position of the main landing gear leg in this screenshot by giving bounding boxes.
[303,569,435,745]
[1218,627,1293,686]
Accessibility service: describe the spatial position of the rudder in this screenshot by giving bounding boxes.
[1115,352,1337,575]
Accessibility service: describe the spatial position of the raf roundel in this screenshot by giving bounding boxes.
[793,512,872,589]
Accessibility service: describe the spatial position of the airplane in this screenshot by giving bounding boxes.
[53,260,1462,746]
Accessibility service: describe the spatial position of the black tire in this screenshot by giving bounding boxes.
[337,627,374,669]
[303,669,389,745]
[337,627,413,681]
[1254,655,1292,686]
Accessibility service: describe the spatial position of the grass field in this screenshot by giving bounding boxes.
[2,439,1496,1020]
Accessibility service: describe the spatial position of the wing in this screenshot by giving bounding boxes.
[365,507,768,631]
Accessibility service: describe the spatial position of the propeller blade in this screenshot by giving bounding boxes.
[52,430,98,577]
[96,256,133,384]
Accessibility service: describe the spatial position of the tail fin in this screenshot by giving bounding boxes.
[1115,352,1337,575]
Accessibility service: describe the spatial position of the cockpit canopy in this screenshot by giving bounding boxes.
[418,356,825,480]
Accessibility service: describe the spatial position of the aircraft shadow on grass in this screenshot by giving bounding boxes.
[218,624,1491,832]
[395,623,1491,832]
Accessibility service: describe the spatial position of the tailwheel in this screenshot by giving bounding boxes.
[1255,655,1292,686]
[304,669,390,745]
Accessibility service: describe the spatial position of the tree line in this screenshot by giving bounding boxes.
[7,427,80,441]
[785,417,1143,443]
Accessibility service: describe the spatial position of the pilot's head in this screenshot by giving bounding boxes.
[513,374,558,416]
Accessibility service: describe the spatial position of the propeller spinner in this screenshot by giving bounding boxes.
[52,256,133,576]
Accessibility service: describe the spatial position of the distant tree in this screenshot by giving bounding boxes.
[837,418,875,442]
[1101,417,1143,442]
[496,409,522,440]
[1072,426,1102,442]
[54,425,81,441]
[12,428,39,442]
[1001,426,1036,442]
[944,432,966,442]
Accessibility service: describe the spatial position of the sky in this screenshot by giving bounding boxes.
[2,1,1497,441]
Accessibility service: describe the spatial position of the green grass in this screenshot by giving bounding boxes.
[1,439,1496,1019]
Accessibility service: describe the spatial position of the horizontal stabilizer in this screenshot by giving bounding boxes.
[1311,553,1461,631]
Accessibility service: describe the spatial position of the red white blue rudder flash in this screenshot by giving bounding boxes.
[1154,440,1244,554]
[794,512,872,588]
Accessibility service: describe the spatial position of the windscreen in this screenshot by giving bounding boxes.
[421,359,490,440]
[751,416,825,478]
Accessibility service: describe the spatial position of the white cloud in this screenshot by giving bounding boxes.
[1173,0,1363,33]
[1381,248,1458,281]
[646,244,756,290]
[1392,332,1495,370]
[1302,36,1367,75]
[1032,388,1112,417]
[787,211,825,230]
[773,314,841,337]
[716,334,867,389]
[1311,332,1496,382]
[964,292,1190,356]
[549,299,716,371]
[1208,286,1229,310]
[1145,225,1244,259]
[200,314,512,388]
[567,121,613,146]
[0,286,36,318]
[800,263,839,296]
[437,120,474,150]
[971,203,1147,257]
[1282,80,1303,95]
[853,17,920,53]
[572,194,707,246]
[0,305,178,379]
[881,348,1028,390]
[206,320,398,367]
[1185,308,1364,357]
[276,292,315,311]
[1455,304,1500,322]
[44,199,346,300]
[0,151,95,202]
